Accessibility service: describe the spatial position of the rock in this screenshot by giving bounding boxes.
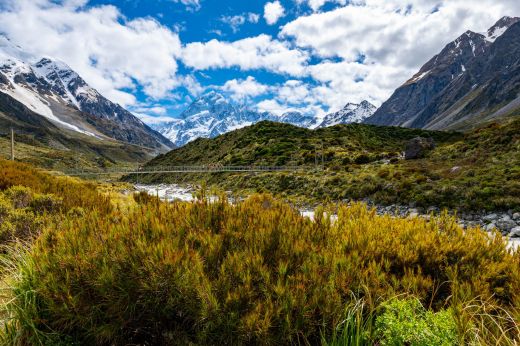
[483,213,498,222]
[427,206,439,214]
[450,166,461,173]
[485,223,497,232]
[496,217,517,232]
[513,212,520,220]
[408,212,419,218]
[510,226,520,238]
[404,137,436,160]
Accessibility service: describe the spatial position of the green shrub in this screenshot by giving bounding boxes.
[375,298,458,346]
[5,186,33,209]
[30,193,63,214]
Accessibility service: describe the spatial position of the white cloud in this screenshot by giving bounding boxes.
[134,113,177,125]
[248,13,261,23]
[256,99,286,115]
[171,0,201,12]
[181,34,309,76]
[181,74,205,96]
[264,1,286,25]
[131,105,168,116]
[219,76,270,101]
[0,0,182,106]
[294,0,347,12]
[221,12,260,33]
[279,0,520,109]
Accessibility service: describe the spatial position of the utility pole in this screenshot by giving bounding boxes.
[10,128,14,161]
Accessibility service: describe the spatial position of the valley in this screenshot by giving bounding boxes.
[0,5,519,346]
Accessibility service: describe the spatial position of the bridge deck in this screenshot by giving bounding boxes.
[63,165,308,176]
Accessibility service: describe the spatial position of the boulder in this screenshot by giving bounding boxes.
[450,166,461,173]
[510,226,520,238]
[513,212,520,220]
[404,137,436,160]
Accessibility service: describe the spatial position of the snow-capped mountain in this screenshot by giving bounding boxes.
[278,111,319,129]
[155,92,268,147]
[154,91,324,147]
[0,36,173,151]
[366,16,520,130]
[318,101,376,128]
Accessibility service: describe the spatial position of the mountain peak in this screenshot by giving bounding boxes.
[0,39,173,150]
[197,90,226,103]
[485,16,520,42]
[318,100,376,128]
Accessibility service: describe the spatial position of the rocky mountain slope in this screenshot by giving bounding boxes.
[366,16,520,130]
[318,101,376,128]
[0,36,173,152]
[0,91,159,169]
[154,92,371,147]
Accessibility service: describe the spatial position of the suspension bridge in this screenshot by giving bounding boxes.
[62,165,309,176]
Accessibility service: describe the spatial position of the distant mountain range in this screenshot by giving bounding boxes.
[366,16,520,130]
[3,15,520,156]
[0,36,173,152]
[154,92,375,147]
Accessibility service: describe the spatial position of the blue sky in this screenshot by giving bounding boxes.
[0,0,518,123]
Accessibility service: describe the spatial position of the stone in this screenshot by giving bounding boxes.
[513,212,520,220]
[483,213,498,222]
[408,212,419,218]
[450,166,461,173]
[427,206,439,214]
[404,137,436,160]
[485,223,497,232]
[496,217,517,232]
[510,226,520,238]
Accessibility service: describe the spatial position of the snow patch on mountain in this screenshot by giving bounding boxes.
[318,101,376,128]
[483,16,520,42]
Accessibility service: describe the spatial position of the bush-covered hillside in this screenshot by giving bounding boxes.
[147,121,459,167]
[138,118,520,212]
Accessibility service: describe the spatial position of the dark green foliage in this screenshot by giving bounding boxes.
[136,118,520,212]
[143,121,458,168]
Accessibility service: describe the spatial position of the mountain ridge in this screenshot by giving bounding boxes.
[154,92,375,147]
[365,16,520,130]
[0,36,173,151]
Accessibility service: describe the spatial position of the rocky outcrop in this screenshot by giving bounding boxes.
[404,137,435,159]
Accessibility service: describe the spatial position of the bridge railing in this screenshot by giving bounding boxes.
[61,165,309,176]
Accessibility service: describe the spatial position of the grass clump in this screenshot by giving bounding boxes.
[2,193,518,345]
